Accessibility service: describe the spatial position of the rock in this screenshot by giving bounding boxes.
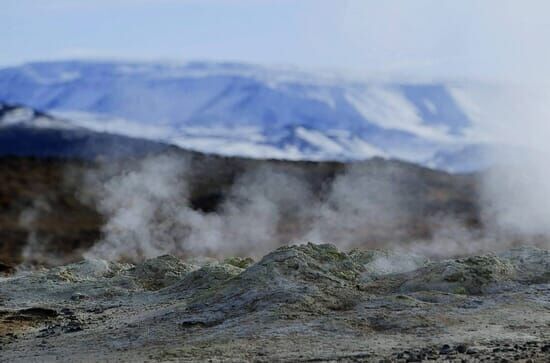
[439,344,452,355]
[246,243,364,284]
[166,243,368,323]
[231,243,365,310]
[171,262,243,293]
[499,247,550,284]
[48,259,120,283]
[223,256,255,269]
[63,321,83,333]
[127,255,197,290]
[397,255,516,295]
[70,293,89,301]
[466,347,479,355]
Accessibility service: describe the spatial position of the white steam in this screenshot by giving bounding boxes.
[304,163,411,248]
[452,85,550,247]
[18,198,53,264]
[83,155,317,260]
[82,155,189,260]
[81,153,498,262]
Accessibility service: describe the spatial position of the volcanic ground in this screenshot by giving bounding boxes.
[0,243,549,362]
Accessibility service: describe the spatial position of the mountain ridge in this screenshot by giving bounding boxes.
[0,60,488,171]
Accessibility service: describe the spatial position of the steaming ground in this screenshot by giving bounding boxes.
[81,153,470,261]
[1,152,550,361]
[1,243,549,362]
[1,149,549,267]
[81,152,549,263]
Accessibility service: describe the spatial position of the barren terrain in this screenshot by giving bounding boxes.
[1,243,548,362]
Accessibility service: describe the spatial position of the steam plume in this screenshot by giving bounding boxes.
[81,153,509,262]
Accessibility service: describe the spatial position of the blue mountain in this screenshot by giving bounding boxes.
[0,60,486,171]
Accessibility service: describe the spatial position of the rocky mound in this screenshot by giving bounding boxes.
[1,244,549,362]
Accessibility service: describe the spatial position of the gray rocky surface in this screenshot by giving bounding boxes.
[0,243,549,362]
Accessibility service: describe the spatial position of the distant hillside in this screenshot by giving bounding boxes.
[0,102,171,159]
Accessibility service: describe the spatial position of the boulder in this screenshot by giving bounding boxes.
[397,255,516,295]
[128,255,197,290]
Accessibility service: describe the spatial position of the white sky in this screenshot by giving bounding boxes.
[2,0,550,82]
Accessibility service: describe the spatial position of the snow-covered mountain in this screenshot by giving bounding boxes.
[0,60,488,171]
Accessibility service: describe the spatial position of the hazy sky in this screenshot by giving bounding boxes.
[3,0,550,81]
